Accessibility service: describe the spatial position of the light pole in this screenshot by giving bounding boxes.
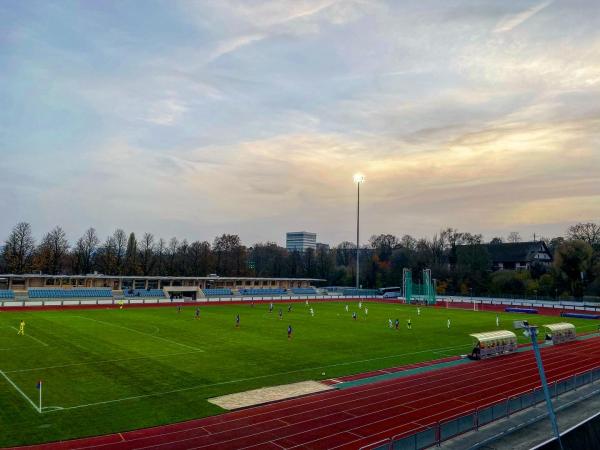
[526,325,564,449]
[353,174,365,289]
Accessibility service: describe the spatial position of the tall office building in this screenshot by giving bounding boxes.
[286,231,317,252]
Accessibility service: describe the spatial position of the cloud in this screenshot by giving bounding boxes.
[493,1,552,33]
[143,98,189,125]
[2,0,600,244]
[208,33,267,61]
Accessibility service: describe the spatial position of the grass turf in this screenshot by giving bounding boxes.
[0,301,597,446]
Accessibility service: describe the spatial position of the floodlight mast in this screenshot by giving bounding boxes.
[526,325,564,450]
[353,174,365,289]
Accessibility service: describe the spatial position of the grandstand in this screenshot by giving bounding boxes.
[238,288,286,296]
[202,288,233,297]
[28,288,113,298]
[123,289,166,298]
[290,287,318,295]
[0,289,14,299]
[0,274,321,292]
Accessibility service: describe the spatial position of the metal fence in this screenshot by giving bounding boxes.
[359,366,600,450]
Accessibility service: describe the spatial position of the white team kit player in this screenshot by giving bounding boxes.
[447,318,451,329]
[345,304,349,312]
[358,301,362,309]
[496,315,500,327]
[310,307,314,317]
[388,318,393,328]
[417,307,421,316]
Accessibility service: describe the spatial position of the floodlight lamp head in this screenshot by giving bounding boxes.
[353,173,365,184]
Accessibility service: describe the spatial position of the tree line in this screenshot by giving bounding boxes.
[1,222,599,299]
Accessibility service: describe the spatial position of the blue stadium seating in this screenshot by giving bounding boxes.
[291,288,318,295]
[28,288,113,299]
[239,288,286,296]
[202,288,233,297]
[123,289,165,298]
[0,290,15,299]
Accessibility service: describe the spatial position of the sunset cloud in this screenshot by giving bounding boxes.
[1,0,599,245]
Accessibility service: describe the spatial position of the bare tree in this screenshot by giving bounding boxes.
[35,226,69,274]
[97,235,117,275]
[567,223,600,248]
[112,229,127,274]
[73,228,99,274]
[166,237,179,275]
[399,234,417,250]
[124,232,139,275]
[507,232,522,243]
[139,232,155,276]
[2,222,36,273]
[155,238,166,275]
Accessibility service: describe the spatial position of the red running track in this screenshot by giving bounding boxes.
[12,337,600,450]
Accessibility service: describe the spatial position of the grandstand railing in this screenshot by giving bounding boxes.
[0,294,384,308]
[359,366,600,449]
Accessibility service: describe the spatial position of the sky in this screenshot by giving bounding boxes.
[1,0,599,247]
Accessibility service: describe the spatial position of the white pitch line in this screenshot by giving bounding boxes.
[5,350,204,374]
[9,327,49,347]
[0,346,37,351]
[42,342,471,413]
[71,315,204,352]
[0,368,40,413]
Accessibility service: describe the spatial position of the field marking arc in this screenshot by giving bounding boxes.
[41,342,472,413]
[70,315,204,352]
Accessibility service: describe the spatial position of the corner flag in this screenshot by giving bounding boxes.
[36,380,43,412]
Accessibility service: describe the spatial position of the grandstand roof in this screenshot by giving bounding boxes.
[0,274,324,281]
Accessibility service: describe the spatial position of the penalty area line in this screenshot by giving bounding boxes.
[0,368,40,413]
[43,342,472,413]
[9,326,49,347]
[71,315,204,352]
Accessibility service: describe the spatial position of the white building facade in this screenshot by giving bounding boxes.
[286,231,317,252]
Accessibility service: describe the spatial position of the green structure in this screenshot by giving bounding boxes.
[403,268,436,305]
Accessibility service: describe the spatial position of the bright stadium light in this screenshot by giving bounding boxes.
[353,174,365,289]
[353,173,365,184]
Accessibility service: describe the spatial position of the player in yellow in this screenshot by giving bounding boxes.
[17,320,25,335]
[118,300,124,310]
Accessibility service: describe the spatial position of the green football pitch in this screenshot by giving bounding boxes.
[0,301,596,446]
